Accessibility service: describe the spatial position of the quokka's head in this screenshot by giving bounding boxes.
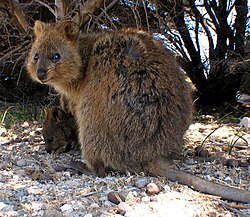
[26,21,82,87]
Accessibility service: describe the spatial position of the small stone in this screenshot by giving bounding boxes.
[54,165,66,172]
[163,184,171,191]
[226,159,239,167]
[205,175,212,181]
[146,183,160,195]
[84,214,93,217]
[89,203,99,208]
[0,202,8,211]
[135,178,149,188]
[234,178,241,184]
[131,190,139,197]
[39,173,53,183]
[195,145,210,157]
[21,121,29,128]
[224,176,232,184]
[60,204,73,212]
[239,117,250,130]
[0,127,7,136]
[31,201,44,211]
[18,210,28,216]
[87,203,99,212]
[239,161,249,167]
[118,202,133,214]
[103,200,112,207]
[15,189,29,201]
[184,158,195,165]
[107,191,125,205]
[33,137,43,143]
[16,159,27,167]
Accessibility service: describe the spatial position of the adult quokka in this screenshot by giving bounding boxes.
[27,21,250,202]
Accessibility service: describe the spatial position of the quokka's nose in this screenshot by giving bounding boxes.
[37,68,47,81]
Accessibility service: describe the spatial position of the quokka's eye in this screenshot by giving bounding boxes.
[52,53,61,62]
[34,53,39,61]
[48,137,53,143]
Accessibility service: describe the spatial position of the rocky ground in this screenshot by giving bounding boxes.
[0,110,250,217]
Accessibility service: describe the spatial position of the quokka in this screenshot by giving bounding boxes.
[43,106,78,154]
[27,21,250,202]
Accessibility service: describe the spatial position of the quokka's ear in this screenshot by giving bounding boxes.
[33,20,45,37]
[57,21,79,41]
[52,107,65,122]
[44,107,64,122]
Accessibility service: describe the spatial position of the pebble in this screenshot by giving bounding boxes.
[31,201,44,211]
[205,175,212,181]
[135,178,149,188]
[0,127,7,136]
[54,165,66,172]
[0,202,9,211]
[103,200,112,207]
[131,190,139,197]
[88,203,100,209]
[224,176,232,184]
[239,161,249,167]
[107,191,125,205]
[60,204,73,212]
[234,178,241,184]
[184,158,195,165]
[239,117,250,130]
[15,189,29,201]
[39,173,53,183]
[146,183,160,195]
[163,184,171,191]
[195,146,210,157]
[21,121,29,128]
[16,159,27,167]
[84,214,93,217]
[33,137,43,143]
[18,210,28,216]
[118,202,133,214]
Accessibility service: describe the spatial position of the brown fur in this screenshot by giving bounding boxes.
[43,106,78,153]
[27,21,250,202]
